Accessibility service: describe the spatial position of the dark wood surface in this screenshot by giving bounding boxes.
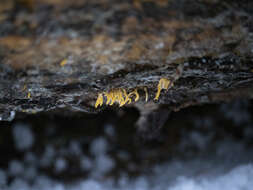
[0,0,253,121]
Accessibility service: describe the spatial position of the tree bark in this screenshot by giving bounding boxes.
[0,0,253,121]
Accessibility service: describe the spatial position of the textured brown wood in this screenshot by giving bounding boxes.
[0,0,253,121]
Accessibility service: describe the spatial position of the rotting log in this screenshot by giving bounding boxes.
[0,0,253,124]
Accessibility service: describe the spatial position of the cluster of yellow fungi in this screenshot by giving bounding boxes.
[95,88,147,108]
[95,78,173,108]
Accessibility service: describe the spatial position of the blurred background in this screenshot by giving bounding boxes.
[0,100,253,189]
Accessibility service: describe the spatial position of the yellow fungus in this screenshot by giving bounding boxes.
[104,91,113,105]
[127,89,139,102]
[154,78,173,100]
[94,67,182,108]
[119,90,128,107]
[104,89,124,106]
[95,88,142,108]
[120,89,132,106]
[133,89,139,102]
[144,87,148,102]
[60,59,68,67]
[95,93,103,108]
[22,85,27,91]
[27,92,31,99]
[109,90,116,105]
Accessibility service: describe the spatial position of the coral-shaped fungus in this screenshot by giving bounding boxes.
[95,88,141,108]
[154,78,173,100]
[95,78,174,108]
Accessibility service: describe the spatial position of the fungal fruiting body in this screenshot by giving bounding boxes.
[95,78,175,108]
[95,88,140,108]
[154,78,173,100]
[27,92,31,99]
[127,89,139,102]
[144,87,148,102]
[95,93,103,108]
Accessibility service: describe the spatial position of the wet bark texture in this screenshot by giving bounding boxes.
[0,0,253,121]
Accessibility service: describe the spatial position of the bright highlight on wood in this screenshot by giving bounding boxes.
[154,78,173,100]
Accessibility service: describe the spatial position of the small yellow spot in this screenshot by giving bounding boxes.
[60,59,68,67]
[27,92,31,99]
[154,78,173,100]
[22,85,27,91]
[95,93,103,108]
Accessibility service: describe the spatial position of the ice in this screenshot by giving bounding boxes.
[23,166,37,181]
[80,156,93,171]
[12,123,34,151]
[133,177,149,190]
[0,169,6,186]
[33,175,53,190]
[54,157,68,173]
[189,131,211,150]
[8,160,24,177]
[104,124,115,137]
[92,154,115,177]
[90,137,108,156]
[24,152,37,166]
[40,145,55,167]
[117,151,130,161]
[68,141,82,156]
[9,178,29,190]
[3,157,253,190]
[79,180,104,190]
[220,100,251,125]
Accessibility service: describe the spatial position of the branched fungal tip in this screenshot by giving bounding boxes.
[95,93,103,108]
[154,78,173,100]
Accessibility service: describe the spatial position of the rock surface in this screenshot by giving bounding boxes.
[0,0,253,121]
